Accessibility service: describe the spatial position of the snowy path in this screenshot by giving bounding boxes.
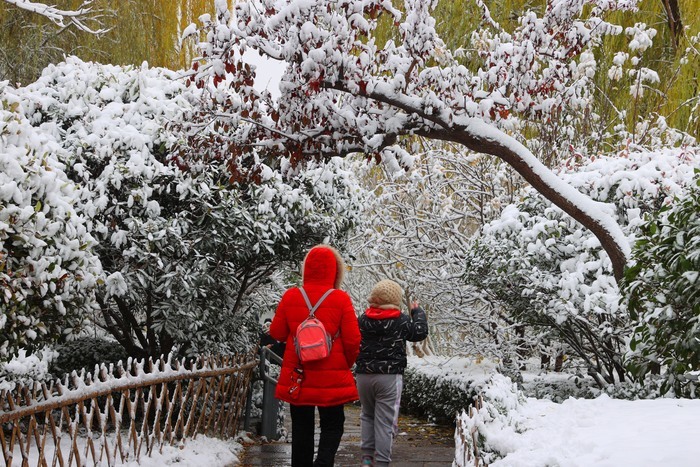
[240,403,455,466]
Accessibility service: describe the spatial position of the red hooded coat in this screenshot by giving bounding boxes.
[270,245,361,406]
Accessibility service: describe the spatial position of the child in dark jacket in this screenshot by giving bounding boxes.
[355,279,429,467]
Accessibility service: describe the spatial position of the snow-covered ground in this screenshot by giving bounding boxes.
[19,433,245,466]
[483,395,700,467]
[120,436,244,467]
[410,356,700,467]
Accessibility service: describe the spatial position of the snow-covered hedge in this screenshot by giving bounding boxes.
[402,366,477,424]
[463,148,699,386]
[405,356,599,427]
[402,356,504,423]
[454,374,524,466]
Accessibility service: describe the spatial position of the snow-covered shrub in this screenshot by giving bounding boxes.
[0,81,102,360]
[623,173,700,398]
[50,336,128,379]
[521,372,600,402]
[597,377,664,400]
[0,348,57,391]
[454,374,524,466]
[463,148,699,387]
[402,366,478,423]
[9,57,365,358]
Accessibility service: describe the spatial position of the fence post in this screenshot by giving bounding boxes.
[243,378,255,432]
[260,347,281,440]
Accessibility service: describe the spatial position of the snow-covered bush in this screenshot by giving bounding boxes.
[454,373,524,466]
[521,371,600,402]
[0,81,102,360]
[0,348,57,391]
[623,173,700,398]
[463,148,699,386]
[8,57,365,358]
[50,336,128,379]
[402,366,480,424]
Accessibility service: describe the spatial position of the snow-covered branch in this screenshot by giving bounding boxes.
[181,0,644,280]
[3,0,108,34]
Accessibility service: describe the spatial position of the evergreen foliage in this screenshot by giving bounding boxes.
[50,336,128,378]
[623,172,700,397]
[402,366,477,424]
[0,81,102,360]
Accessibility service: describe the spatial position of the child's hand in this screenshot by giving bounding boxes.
[410,300,420,310]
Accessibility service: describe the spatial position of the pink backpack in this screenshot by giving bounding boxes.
[294,287,337,363]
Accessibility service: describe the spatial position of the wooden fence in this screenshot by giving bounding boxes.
[0,353,257,467]
[453,395,485,467]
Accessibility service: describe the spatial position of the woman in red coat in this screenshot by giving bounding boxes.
[270,244,361,467]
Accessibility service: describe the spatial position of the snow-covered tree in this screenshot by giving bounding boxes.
[180,0,654,280]
[0,81,102,360]
[623,173,700,397]
[463,147,698,386]
[344,143,526,359]
[10,57,365,358]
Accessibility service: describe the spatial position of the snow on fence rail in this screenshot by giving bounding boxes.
[454,395,485,467]
[0,353,257,466]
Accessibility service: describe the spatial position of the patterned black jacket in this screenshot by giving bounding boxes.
[355,306,428,374]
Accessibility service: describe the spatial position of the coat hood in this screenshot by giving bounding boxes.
[364,307,401,320]
[360,307,403,338]
[301,245,345,289]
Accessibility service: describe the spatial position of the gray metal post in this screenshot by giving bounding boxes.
[260,347,283,440]
[260,377,278,439]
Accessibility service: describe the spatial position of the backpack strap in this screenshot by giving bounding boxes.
[298,287,335,318]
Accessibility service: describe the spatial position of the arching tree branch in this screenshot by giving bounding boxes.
[335,81,631,280]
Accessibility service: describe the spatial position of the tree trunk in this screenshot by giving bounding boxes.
[661,0,683,48]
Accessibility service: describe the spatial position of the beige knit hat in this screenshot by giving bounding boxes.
[368,279,403,310]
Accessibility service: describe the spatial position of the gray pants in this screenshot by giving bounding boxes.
[356,374,403,466]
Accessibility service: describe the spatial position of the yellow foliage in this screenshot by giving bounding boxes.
[0,0,214,84]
